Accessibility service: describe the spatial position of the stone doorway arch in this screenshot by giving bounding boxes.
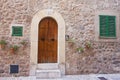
[30,9,65,75]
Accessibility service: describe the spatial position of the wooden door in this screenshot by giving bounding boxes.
[38,17,58,63]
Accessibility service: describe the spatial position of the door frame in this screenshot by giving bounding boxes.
[30,9,65,75]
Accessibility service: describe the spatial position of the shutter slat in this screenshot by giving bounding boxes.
[12,26,23,36]
[99,15,108,37]
[108,16,116,37]
[99,15,116,38]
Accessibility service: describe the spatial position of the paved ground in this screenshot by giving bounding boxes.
[0,74,120,80]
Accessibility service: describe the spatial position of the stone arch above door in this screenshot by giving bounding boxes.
[30,9,65,75]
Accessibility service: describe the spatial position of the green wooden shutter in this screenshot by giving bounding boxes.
[107,16,116,37]
[99,15,108,37]
[12,26,23,36]
[99,15,116,38]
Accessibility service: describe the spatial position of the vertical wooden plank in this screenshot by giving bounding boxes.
[38,18,48,63]
[38,17,58,63]
[99,15,108,37]
[48,18,58,63]
[108,16,116,37]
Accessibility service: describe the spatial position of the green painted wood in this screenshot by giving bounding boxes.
[12,26,23,36]
[108,16,116,37]
[99,15,116,38]
[99,15,107,37]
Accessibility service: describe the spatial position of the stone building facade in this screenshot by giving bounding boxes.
[0,0,120,77]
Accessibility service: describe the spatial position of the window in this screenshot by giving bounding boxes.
[12,26,23,36]
[95,11,119,41]
[99,15,116,38]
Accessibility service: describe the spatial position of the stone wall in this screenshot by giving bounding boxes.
[0,0,31,77]
[0,45,30,77]
[0,0,120,76]
[66,41,120,74]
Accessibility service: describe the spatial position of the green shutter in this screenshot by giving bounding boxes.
[99,15,108,37]
[12,26,23,36]
[107,16,116,37]
[99,15,116,38]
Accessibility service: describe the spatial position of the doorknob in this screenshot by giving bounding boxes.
[41,38,45,41]
[51,38,55,41]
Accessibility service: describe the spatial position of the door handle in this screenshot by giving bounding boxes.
[41,38,45,41]
[51,38,55,41]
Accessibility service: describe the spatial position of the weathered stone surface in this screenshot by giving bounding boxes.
[0,0,120,76]
[0,70,4,73]
[112,61,120,64]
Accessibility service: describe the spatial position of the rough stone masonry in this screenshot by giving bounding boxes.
[0,0,120,76]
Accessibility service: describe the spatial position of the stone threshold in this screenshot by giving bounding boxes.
[0,74,120,80]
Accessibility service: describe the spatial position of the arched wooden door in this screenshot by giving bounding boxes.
[38,17,58,63]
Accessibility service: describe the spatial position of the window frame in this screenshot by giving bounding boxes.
[99,15,116,38]
[10,24,24,37]
[12,26,23,36]
[95,10,119,42]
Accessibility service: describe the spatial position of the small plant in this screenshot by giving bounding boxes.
[9,45,19,54]
[20,40,28,50]
[66,38,75,47]
[85,41,92,49]
[0,40,7,50]
[10,45,19,51]
[0,40,7,45]
[66,38,75,43]
[77,47,84,53]
[20,40,27,46]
